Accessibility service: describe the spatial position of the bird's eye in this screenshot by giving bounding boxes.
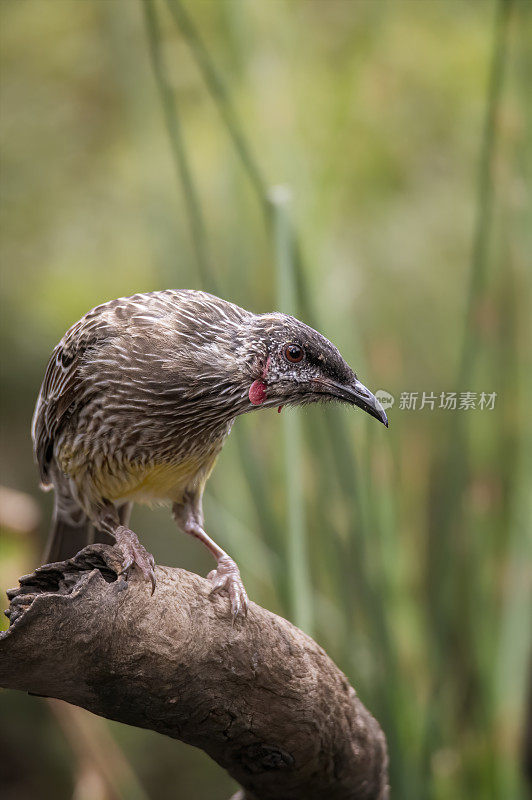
[284,343,304,364]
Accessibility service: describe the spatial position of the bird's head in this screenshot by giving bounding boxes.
[163,292,386,428]
[239,312,388,427]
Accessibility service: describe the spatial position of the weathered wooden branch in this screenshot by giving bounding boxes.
[1,544,388,800]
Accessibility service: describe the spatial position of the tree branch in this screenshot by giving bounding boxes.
[1,544,388,800]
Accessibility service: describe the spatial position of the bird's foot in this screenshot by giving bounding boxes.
[207,555,248,621]
[114,525,156,594]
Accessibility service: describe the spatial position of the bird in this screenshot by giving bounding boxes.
[32,289,388,619]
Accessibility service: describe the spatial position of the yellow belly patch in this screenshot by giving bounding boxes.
[59,439,220,507]
[118,458,215,503]
[101,454,218,505]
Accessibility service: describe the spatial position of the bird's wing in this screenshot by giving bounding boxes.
[32,313,111,486]
[31,291,186,485]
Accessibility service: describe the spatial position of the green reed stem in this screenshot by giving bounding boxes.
[459,0,514,389]
[165,0,269,206]
[432,0,513,657]
[142,0,213,291]
[270,186,313,634]
[420,2,513,794]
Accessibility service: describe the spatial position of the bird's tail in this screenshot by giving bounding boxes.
[43,498,130,564]
[43,501,93,564]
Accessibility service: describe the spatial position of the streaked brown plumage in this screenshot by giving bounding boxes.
[32,289,387,618]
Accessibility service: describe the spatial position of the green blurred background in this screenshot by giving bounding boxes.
[1,1,530,798]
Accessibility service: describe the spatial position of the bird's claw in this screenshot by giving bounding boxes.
[207,555,248,621]
[115,526,157,594]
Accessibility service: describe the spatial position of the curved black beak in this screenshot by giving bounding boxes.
[349,378,388,427]
[320,378,388,427]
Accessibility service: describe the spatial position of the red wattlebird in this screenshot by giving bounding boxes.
[32,290,388,618]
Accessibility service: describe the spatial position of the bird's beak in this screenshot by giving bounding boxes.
[319,378,388,427]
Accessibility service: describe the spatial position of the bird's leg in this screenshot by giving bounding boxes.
[97,505,156,594]
[172,499,248,620]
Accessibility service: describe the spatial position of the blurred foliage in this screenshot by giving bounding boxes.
[1,1,531,799]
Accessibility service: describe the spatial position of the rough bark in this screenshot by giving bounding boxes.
[1,544,388,800]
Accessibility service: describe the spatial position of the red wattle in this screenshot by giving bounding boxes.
[278,405,283,414]
[249,380,267,405]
